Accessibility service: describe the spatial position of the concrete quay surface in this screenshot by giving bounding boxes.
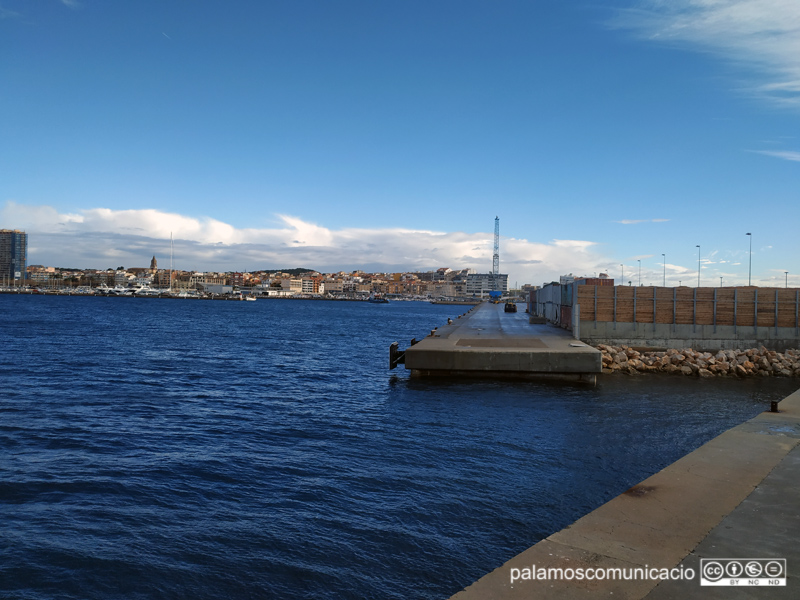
[403,302,601,380]
[449,388,800,599]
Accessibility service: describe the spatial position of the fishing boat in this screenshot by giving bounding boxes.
[368,293,389,304]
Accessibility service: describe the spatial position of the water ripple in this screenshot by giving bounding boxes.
[1,295,797,599]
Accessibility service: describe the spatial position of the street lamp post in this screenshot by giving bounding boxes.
[786,271,789,288]
[720,276,723,287]
[696,245,701,287]
[662,253,666,287]
[638,259,641,286]
[620,263,624,284]
[746,233,752,286]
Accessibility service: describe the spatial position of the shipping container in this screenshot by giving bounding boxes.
[576,278,615,286]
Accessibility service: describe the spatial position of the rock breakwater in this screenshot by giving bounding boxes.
[597,345,800,378]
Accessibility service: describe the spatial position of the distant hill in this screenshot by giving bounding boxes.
[270,268,316,276]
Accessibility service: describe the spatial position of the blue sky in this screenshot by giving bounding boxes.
[2,0,798,287]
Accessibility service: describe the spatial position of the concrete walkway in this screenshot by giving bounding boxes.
[449,388,800,599]
[403,302,601,380]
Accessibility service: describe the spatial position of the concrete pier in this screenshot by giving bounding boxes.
[448,388,800,599]
[401,302,601,381]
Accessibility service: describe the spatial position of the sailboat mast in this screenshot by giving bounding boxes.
[170,233,174,292]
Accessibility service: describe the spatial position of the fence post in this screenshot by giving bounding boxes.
[673,287,677,333]
[713,288,717,334]
[653,287,657,332]
[775,289,779,335]
[614,286,617,330]
[754,289,758,338]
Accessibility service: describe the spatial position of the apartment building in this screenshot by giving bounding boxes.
[0,229,27,285]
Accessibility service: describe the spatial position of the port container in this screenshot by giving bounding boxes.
[576,278,615,286]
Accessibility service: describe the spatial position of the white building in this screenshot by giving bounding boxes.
[465,273,508,296]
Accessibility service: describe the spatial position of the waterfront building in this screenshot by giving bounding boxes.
[153,270,171,288]
[301,276,323,294]
[465,272,508,296]
[135,274,154,287]
[323,279,344,294]
[27,265,60,288]
[428,281,459,298]
[279,278,303,293]
[0,229,28,286]
[114,270,131,287]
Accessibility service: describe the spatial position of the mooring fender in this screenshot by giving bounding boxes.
[389,342,406,370]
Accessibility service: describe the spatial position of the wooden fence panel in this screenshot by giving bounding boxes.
[596,286,615,322]
[715,289,737,326]
[674,288,695,324]
[575,286,797,329]
[695,289,717,325]
[655,287,674,324]
[577,286,596,321]
[632,287,652,323]
[616,287,635,323]
[736,289,756,327]
[778,289,797,328]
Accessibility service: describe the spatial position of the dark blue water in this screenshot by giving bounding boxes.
[1,295,797,599]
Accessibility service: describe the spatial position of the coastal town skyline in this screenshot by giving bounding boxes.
[1,223,797,288]
[2,223,795,290]
[2,1,799,287]
[20,257,516,298]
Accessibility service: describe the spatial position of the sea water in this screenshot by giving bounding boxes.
[1,295,797,599]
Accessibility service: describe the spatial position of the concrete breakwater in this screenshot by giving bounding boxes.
[450,389,800,599]
[597,344,800,378]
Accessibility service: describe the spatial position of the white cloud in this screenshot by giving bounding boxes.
[2,201,612,285]
[614,218,670,224]
[615,0,800,107]
[665,263,690,273]
[752,150,800,162]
